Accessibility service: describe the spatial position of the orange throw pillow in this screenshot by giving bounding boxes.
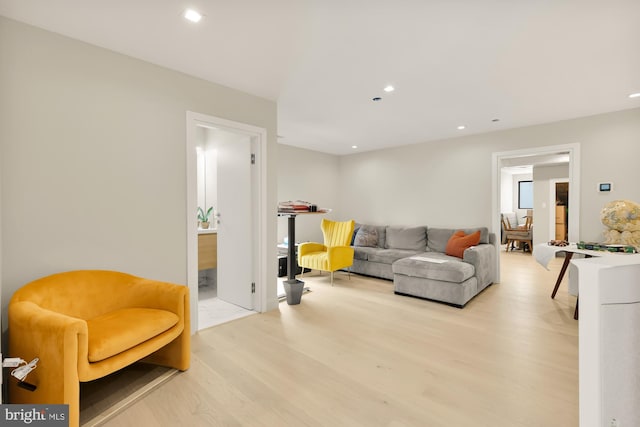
[445,230,481,258]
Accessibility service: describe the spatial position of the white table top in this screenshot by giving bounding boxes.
[277,209,331,216]
[533,242,639,270]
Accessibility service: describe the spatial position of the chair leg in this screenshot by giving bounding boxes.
[331,271,334,286]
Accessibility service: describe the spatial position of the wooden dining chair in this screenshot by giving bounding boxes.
[502,215,533,253]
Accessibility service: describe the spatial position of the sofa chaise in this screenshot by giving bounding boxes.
[349,224,497,307]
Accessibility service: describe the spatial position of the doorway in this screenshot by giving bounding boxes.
[492,143,581,282]
[551,180,569,241]
[186,111,268,333]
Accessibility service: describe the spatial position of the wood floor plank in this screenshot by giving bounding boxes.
[102,250,578,427]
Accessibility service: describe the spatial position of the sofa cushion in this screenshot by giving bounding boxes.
[376,225,386,248]
[427,227,489,252]
[353,246,379,261]
[385,226,427,250]
[445,230,481,258]
[392,253,475,283]
[351,225,360,245]
[354,225,379,247]
[87,308,179,362]
[368,249,422,264]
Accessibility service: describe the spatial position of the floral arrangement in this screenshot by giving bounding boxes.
[601,199,640,246]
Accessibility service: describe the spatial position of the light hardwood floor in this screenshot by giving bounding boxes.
[103,250,578,427]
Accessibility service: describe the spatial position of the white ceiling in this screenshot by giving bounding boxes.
[1,0,639,155]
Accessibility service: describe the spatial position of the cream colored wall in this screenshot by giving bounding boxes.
[0,17,279,326]
[339,135,495,228]
[339,108,640,241]
[277,144,341,245]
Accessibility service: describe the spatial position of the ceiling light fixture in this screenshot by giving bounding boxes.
[184,9,203,23]
[383,85,395,93]
[457,125,466,130]
[629,92,640,99]
[352,145,358,149]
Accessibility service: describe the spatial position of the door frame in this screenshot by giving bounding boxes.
[491,143,581,282]
[549,179,569,241]
[186,111,268,334]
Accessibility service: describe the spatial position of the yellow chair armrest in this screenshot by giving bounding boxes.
[124,279,189,316]
[298,242,326,258]
[9,301,88,410]
[327,246,355,270]
[124,280,190,371]
[10,300,88,339]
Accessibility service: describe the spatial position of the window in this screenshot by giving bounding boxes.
[518,180,533,209]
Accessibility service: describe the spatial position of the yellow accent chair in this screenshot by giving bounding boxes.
[298,219,355,285]
[8,270,190,427]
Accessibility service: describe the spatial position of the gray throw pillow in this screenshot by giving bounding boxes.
[354,226,379,247]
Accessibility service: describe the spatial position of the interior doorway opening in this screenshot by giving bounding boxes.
[186,111,268,333]
[195,127,255,330]
[552,180,569,241]
[491,143,581,282]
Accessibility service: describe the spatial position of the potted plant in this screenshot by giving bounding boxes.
[197,206,214,229]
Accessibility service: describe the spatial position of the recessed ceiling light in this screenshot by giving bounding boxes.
[352,145,358,149]
[457,125,466,130]
[184,9,203,23]
[372,97,382,102]
[492,118,500,122]
[383,85,395,93]
[629,92,640,99]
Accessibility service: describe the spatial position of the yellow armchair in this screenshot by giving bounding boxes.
[8,270,190,427]
[298,219,355,285]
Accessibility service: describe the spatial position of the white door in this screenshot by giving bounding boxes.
[214,129,254,309]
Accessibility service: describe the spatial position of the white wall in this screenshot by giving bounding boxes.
[197,127,220,222]
[339,135,498,228]
[0,17,279,329]
[339,108,640,241]
[196,128,207,214]
[533,165,569,245]
[277,144,341,244]
[199,128,221,221]
[500,171,513,213]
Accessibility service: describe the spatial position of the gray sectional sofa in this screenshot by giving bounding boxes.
[349,224,497,307]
